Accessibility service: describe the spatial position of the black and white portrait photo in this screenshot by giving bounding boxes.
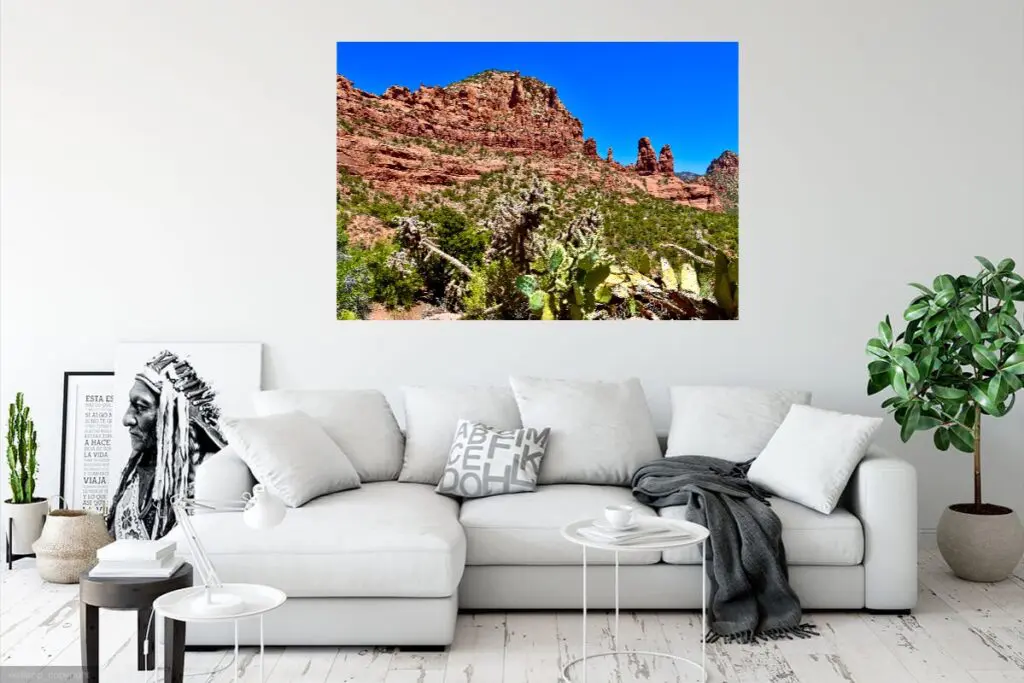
[109,343,262,540]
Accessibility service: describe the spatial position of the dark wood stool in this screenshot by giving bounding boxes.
[78,563,193,683]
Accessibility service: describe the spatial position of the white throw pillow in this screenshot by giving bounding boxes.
[221,412,361,507]
[747,404,882,514]
[400,386,522,484]
[252,390,403,482]
[666,386,811,462]
[510,376,661,486]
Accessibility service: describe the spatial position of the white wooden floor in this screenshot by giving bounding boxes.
[2,542,1022,683]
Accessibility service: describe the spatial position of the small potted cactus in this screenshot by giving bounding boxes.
[4,392,48,558]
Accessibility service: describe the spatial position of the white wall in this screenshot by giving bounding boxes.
[2,0,1022,529]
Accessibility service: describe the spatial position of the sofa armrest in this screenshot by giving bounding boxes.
[194,446,256,502]
[847,445,918,610]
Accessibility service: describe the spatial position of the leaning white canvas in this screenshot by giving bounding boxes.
[108,342,262,540]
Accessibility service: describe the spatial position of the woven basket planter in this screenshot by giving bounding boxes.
[32,510,112,583]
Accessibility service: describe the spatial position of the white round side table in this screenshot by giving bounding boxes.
[152,583,286,683]
[561,517,711,683]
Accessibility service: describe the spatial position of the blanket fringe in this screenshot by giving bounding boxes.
[704,622,819,645]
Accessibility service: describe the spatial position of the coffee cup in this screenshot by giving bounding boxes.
[604,504,635,529]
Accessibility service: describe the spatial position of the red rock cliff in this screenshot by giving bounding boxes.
[337,70,727,211]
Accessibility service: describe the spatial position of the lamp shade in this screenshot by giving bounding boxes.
[242,484,286,530]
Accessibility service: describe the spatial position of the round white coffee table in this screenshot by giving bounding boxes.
[561,517,711,683]
[153,583,286,683]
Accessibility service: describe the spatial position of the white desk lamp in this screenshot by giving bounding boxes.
[172,484,286,617]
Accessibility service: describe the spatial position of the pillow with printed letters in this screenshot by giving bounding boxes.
[435,420,550,498]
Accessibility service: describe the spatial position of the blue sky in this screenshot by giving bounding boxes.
[336,42,737,174]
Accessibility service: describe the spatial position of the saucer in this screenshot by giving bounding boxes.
[594,519,638,532]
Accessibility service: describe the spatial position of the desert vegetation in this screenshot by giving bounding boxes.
[337,164,738,320]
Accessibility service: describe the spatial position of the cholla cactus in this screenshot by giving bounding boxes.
[394,216,473,277]
[558,207,603,248]
[486,174,552,270]
[385,248,417,277]
[6,392,38,504]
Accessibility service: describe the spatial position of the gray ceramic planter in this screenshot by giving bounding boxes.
[937,504,1024,582]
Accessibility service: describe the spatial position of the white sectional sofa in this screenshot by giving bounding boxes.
[168,384,918,647]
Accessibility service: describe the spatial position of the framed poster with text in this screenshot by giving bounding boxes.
[60,371,115,512]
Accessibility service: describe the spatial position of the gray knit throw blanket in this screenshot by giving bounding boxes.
[631,455,818,644]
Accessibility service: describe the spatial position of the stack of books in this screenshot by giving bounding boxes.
[90,539,183,578]
[578,521,693,546]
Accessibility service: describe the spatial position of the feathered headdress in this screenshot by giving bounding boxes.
[135,350,226,514]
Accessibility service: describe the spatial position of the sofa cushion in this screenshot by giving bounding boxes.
[252,390,404,482]
[400,385,522,485]
[166,482,465,598]
[221,412,361,507]
[666,386,811,462]
[659,497,864,566]
[459,484,660,565]
[510,376,661,485]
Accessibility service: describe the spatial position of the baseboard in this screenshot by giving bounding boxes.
[865,608,912,615]
[186,644,449,652]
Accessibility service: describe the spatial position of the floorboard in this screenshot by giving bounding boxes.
[3,549,1022,683]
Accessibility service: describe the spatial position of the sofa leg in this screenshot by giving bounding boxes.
[866,608,912,615]
[396,645,447,653]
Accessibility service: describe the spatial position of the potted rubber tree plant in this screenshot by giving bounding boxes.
[4,392,48,559]
[867,256,1024,582]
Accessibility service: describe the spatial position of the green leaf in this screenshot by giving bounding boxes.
[954,313,982,344]
[972,344,999,370]
[933,427,951,451]
[895,356,921,384]
[948,424,974,453]
[976,256,996,272]
[987,373,1007,406]
[969,382,997,414]
[866,338,889,358]
[878,318,893,346]
[891,343,913,357]
[1005,359,1024,375]
[900,403,921,442]
[992,277,1007,300]
[893,368,910,399]
[904,302,930,321]
[931,385,968,401]
[868,373,890,395]
[934,288,956,307]
[515,275,536,297]
[868,360,890,376]
[881,396,902,409]
[584,263,611,290]
[933,274,956,294]
[572,283,584,305]
[1003,370,1023,391]
[528,290,546,312]
[998,258,1016,273]
[593,285,613,304]
[916,415,942,431]
[908,282,934,296]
